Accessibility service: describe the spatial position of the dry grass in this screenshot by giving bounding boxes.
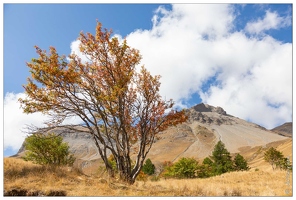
[149,170,293,196]
[4,157,292,196]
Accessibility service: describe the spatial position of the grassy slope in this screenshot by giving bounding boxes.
[4,139,292,196]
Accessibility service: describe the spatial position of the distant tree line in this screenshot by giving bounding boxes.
[22,131,291,182]
[161,141,250,179]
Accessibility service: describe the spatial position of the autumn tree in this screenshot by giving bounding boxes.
[18,21,187,184]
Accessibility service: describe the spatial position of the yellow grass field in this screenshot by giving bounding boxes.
[4,156,292,197]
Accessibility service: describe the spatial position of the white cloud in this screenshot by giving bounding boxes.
[4,92,83,153]
[68,4,292,130]
[5,5,291,155]
[4,93,49,152]
[245,10,291,35]
[69,40,89,63]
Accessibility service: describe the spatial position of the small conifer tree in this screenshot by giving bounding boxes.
[211,141,233,174]
[142,158,155,175]
[233,153,250,171]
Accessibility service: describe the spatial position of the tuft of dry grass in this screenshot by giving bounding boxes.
[4,157,292,196]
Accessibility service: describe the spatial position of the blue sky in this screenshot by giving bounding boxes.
[4,4,169,94]
[3,3,293,157]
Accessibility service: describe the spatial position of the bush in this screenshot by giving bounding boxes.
[196,157,215,178]
[277,157,292,171]
[142,158,155,175]
[161,142,251,179]
[263,147,292,170]
[23,132,75,166]
[164,157,198,179]
[202,157,214,165]
[107,154,117,171]
[197,164,213,178]
[136,171,148,181]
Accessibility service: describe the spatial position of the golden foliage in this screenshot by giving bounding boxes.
[18,21,187,184]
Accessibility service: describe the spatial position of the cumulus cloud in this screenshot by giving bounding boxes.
[3,93,49,152]
[69,40,89,63]
[5,4,292,155]
[4,93,83,153]
[127,4,292,129]
[245,10,292,35]
[69,4,291,130]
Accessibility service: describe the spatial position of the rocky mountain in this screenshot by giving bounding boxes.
[145,103,288,165]
[270,122,292,137]
[15,103,290,174]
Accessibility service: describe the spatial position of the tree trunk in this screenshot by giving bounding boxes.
[107,167,115,179]
[119,171,136,185]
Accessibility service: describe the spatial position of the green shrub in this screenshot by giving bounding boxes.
[277,157,292,171]
[265,149,292,171]
[107,154,120,172]
[202,157,214,165]
[23,132,75,166]
[196,157,215,178]
[164,157,198,179]
[196,164,213,178]
[162,142,252,179]
[263,147,292,170]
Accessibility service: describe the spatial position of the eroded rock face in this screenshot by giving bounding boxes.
[213,106,227,115]
[192,103,227,115]
[188,103,231,125]
[192,103,212,112]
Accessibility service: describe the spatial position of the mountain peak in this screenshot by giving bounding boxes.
[191,103,227,115]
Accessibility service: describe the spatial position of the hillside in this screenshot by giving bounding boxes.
[15,103,290,174]
[4,137,293,196]
[271,122,292,137]
[142,103,289,167]
[7,103,292,196]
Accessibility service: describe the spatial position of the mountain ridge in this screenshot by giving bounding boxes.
[15,103,291,174]
[270,122,292,137]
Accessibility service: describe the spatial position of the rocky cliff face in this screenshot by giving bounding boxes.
[187,103,233,125]
[191,103,227,115]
